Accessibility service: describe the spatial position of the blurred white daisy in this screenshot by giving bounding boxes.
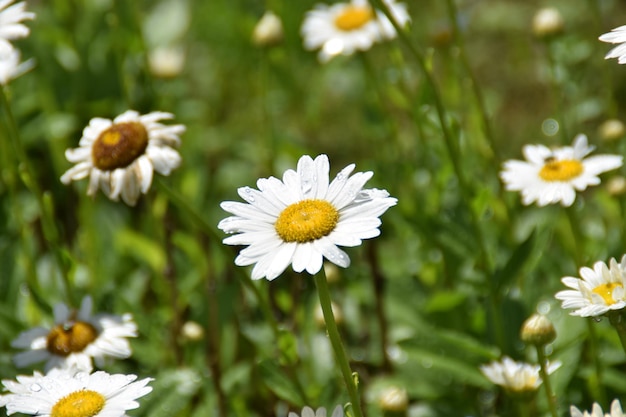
[11,296,137,372]
[570,399,625,417]
[218,154,397,281]
[0,44,33,84]
[599,26,626,64]
[0,368,153,417]
[289,405,344,417]
[0,0,35,54]
[480,356,561,394]
[555,256,626,317]
[500,134,623,207]
[60,110,185,206]
[301,0,410,62]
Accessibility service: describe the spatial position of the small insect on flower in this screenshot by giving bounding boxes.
[500,134,623,207]
[60,110,185,206]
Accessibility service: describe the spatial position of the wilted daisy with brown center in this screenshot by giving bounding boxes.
[0,368,153,417]
[11,296,137,372]
[218,154,397,281]
[301,0,410,62]
[480,357,561,397]
[500,134,622,207]
[60,110,185,206]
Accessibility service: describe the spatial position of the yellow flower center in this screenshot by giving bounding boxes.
[275,199,339,243]
[592,282,623,305]
[46,321,98,357]
[92,122,149,171]
[51,390,106,417]
[538,158,583,182]
[334,6,374,31]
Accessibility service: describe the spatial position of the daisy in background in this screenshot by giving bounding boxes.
[218,154,397,281]
[480,357,561,395]
[0,367,153,417]
[555,256,626,317]
[500,134,623,207]
[0,0,35,53]
[0,43,32,84]
[61,110,185,206]
[599,25,626,64]
[570,399,625,417]
[11,296,137,372]
[289,405,344,417]
[301,0,410,62]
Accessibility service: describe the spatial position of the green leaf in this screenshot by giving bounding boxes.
[258,359,306,406]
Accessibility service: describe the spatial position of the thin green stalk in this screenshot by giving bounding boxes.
[0,86,75,307]
[443,0,500,162]
[585,320,606,406]
[313,270,364,417]
[608,312,626,355]
[535,346,558,417]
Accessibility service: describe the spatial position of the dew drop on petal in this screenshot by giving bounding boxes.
[30,383,42,392]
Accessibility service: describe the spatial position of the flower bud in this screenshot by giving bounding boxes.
[252,11,283,47]
[520,314,556,346]
[181,320,204,341]
[148,46,185,78]
[379,386,408,416]
[599,119,625,142]
[607,176,626,196]
[314,301,343,327]
[532,8,564,38]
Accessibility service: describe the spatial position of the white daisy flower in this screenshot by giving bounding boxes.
[301,0,410,63]
[218,154,397,281]
[555,256,626,317]
[0,368,153,417]
[0,0,35,54]
[11,296,137,372]
[480,357,561,394]
[60,110,185,206]
[500,134,623,207]
[289,405,344,417]
[599,26,626,64]
[570,399,625,417]
[0,44,33,84]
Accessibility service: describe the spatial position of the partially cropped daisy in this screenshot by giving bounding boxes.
[0,44,33,84]
[301,0,410,62]
[0,368,153,417]
[0,0,35,54]
[599,26,626,64]
[218,154,397,281]
[500,134,623,207]
[60,110,185,206]
[289,405,344,417]
[570,399,625,417]
[480,357,561,394]
[555,256,626,317]
[11,296,137,372]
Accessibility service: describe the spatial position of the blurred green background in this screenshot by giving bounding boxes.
[2,0,626,416]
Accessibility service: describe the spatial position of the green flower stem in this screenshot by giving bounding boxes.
[535,345,558,417]
[608,312,626,355]
[313,270,364,417]
[443,0,500,162]
[0,86,75,307]
[585,320,606,406]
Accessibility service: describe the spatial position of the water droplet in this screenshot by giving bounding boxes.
[30,383,42,392]
[244,187,255,202]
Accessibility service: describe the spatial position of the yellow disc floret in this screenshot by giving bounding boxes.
[92,122,149,171]
[51,390,106,417]
[592,282,623,305]
[538,158,583,182]
[46,321,99,357]
[334,6,374,31]
[275,199,339,243]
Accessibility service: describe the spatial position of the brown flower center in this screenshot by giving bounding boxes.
[46,321,98,357]
[91,122,149,171]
